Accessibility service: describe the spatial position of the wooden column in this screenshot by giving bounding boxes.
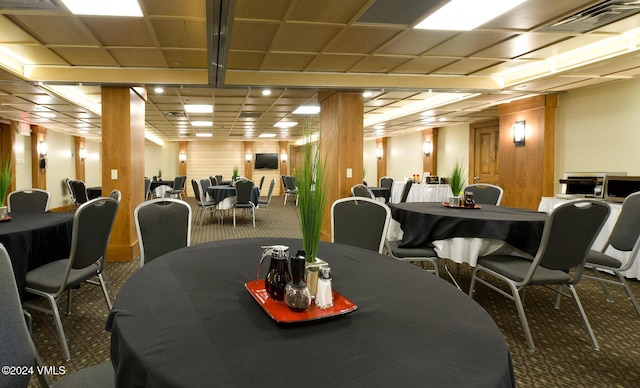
[497,94,557,210]
[318,91,364,241]
[74,136,86,183]
[0,121,16,201]
[178,141,187,177]
[244,141,253,181]
[30,125,47,189]
[376,137,387,184]
[422,128,438,177]
[101,86,146,261]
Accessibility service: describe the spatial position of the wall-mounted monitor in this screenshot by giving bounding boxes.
[254,153,279,169]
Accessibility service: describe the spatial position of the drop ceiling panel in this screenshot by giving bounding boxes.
[474,33,570,59]
[434,59,503,76]
[323,26,402,54]
[163,50,207,69]
[481,0,601,30]
[270,24,341,52]
[7,15,95,45]
[260,53,315,71]
[288,0,369,23]
[151,20,207,48]
[230,21,280,51]
[377,30,457,56]
[82,18,155,47]
[52,47,118,66]
[349,56,411,73]
[4,44,67,65]
[141,0,205,18]
[234,0,290,20]
[426,31,516,57]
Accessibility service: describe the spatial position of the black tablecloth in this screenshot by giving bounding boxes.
[390,202,547,257]
[0,212,74,297]
[369,186,391,202]
[108,238,514,388]
[207,185,260,205]
[150,180,174,191]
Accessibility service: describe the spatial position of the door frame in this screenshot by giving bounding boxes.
[468,119,499,185]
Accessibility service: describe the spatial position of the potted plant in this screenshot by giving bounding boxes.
[232,165,239,185]
[0,154,13,218]
[448,161,467,207]
[158,169,162,179]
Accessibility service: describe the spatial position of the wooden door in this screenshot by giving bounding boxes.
[469,120,499,186]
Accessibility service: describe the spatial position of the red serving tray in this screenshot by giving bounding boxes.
[442,202,481,209]
[245,279,357,324]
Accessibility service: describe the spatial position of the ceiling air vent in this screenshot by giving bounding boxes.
[0,0,62,11]
[162,111,188,118]
[239,112,262,118]
[541,0,640,33]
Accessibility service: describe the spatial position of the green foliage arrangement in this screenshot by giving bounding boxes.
[0,154,13,207]
[448,161,467,196]
[232,165,239,181]
[296,136,328,263]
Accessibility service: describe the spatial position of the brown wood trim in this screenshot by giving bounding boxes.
[468,119,499,184]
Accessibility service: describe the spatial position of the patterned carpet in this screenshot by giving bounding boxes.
[27,197,640,387]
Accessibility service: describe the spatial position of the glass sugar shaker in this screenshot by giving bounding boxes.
[315,266,334,309]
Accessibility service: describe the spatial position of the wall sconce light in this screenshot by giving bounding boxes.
[79,147,87,161]
[423,140,433,156]
[246,153,252,163]
[281,152,287,162]
[179,152,187,163]
[513,120,526,146]
[376,147,383,160]
[37,141,48,157]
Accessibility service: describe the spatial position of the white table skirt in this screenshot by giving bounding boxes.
[390,183,452,203]
[388,220,531,267]
[538,197,639,280]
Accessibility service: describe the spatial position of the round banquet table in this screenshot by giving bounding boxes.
[107,238,514,388]
[390,202,547,260]
[0,212,73,297]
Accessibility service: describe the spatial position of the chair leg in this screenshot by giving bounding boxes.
[568,284,599,350]
[66,289,72,315]
[45,293,71,361]
[591,269,615,303]
[233,208,236,227]
[554,285,564,309]
[443,260,461,290]
[97,273,113,310]
[252,207,255,227]
[616,271,640,316]
[512,286,536,351]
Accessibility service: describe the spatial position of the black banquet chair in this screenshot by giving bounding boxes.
[331,197,391,254]
[7,188,50,214]
[68,179,89,208]
[582,191,640,316]
[469,200,610,351]
[399,179,413,203]
[284,175,298,206]
[23,197,120,360]
[351,184,375,199]
[0,243,115,387]
[257,178,275,216]
[135,198,192,267]
[233,179,256,227]
[463,183,504,205]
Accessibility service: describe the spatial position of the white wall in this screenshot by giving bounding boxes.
[145,141,179,179]
[84,139,102,188]
[556,78,640,187]
[14,133,31,190]
[45,131,76,207]
[387,131,424,181]
[436,123,470,181]
[363,140,377,185]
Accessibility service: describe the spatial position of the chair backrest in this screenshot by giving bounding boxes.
[285,175,296,191]
[331,197,391,254]
[380,176,394,190]
[235,179,254,204]
[265,178,275,201]
[529,200,609,284]
[0,244,41,388]
[215,175,223,184]
[69,197,120,273]
[463,184,504,206]
[200,178,211,194]
[7,189,50,214]
[173,175,186,190]
[259,175,265,191]
[69,179,89,204]
[209,176,219,186]
[144,177,151,200]
[65,178,76,202]
[399,179,413,203]
[191,179,203,203]
[135,198,192,266]
[109,189,122,202]
[351,184,375,199]
[608,191,640,252]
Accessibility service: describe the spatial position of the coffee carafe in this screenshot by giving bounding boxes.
[258,245,291,301]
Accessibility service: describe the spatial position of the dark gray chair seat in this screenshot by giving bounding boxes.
[476,255,571,284]
[26,260,100,293]
[586,250,622,268]
[385,239,440,277]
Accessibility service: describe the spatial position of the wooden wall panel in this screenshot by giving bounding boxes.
[185,141,282,197]
[497,95,557,210]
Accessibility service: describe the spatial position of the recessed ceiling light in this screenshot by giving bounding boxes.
[274,121,298,129]
[61,0,143,17]
[363,91,373,98]
[293,105,320,115]
[259,133,277,138]
[414,0,526,31]
[37,112,56,118]
[375,129,384,136]
[191,121,213,127]
[262,89,272,96]
[374,124,385,130]
[154,87,164,93]
[185,104,213,113]
[438,117,447,122]
[195,133,213,137]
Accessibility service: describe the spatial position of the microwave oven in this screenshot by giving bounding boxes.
[605,176,640,202]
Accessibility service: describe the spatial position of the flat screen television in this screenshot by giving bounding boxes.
[254,153,279,169]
